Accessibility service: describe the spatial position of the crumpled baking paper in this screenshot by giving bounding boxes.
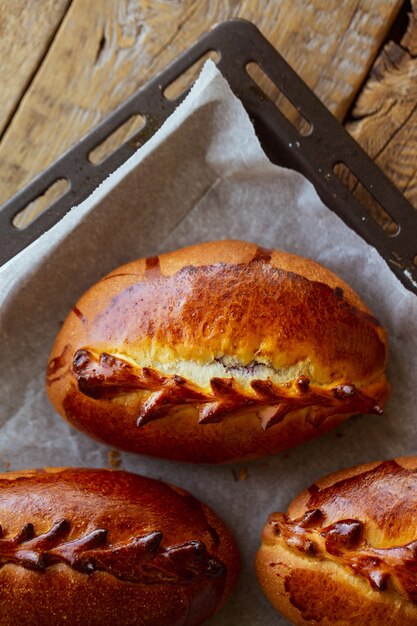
[1,61,416,625]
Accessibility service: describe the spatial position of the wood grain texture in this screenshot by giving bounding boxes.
[0,0,403,224]
[0,0,71,136]
[345,0,417,214]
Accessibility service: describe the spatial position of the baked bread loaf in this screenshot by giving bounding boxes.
[46,240,389,463]
[256,457,417,625]
[0,467,239,625]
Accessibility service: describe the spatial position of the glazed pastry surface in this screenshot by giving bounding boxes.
[47,240,389,463]
[0,468,239,626]
[256,457,417,626]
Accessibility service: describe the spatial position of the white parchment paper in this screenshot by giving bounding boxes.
[1,61,417,625]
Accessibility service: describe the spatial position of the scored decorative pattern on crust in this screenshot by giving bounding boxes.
[70,349,383,430]
[268,485,417,604]
[46,241,390,462]
[0,519,225,584]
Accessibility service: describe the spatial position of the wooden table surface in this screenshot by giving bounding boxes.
[1,0,416,230]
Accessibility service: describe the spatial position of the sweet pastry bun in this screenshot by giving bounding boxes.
[47,240,389,463]
[256,457,417,625]
[0,467,240,625]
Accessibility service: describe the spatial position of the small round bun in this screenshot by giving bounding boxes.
[47,240,389,463]
[0,467,240,625]
[256,457,417,625]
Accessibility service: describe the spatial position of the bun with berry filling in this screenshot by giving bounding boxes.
[47,240,389,463]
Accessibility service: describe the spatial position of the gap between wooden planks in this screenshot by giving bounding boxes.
[0,0,405,226]
[345,0,417,224]
[0,0,71,137]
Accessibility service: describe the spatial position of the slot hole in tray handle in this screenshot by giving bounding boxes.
[333,162,399,236]
[163,50,220,101]
[88,113,146,165]
[246,61,312,136]
[12,178,70,230]
[414,255,417,266]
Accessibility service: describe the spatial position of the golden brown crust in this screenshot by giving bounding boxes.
[256,457,417,625]
[46,240,389,463]
[69,350,383,429]
[0,468,240,625]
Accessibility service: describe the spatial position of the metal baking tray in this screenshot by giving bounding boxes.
[1,19,416,295]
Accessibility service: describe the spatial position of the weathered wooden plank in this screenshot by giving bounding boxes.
[0,0,71,136]
[0,0,403,224]
[344,0,417,222]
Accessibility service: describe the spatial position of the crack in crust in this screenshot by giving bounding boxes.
[270,509,417,604]
[0,520,225,584]
[71,350,383,430]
